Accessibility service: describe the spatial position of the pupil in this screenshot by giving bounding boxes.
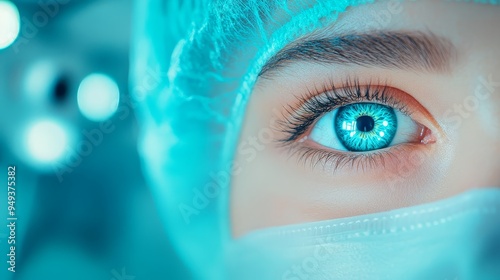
[356,115,375,132]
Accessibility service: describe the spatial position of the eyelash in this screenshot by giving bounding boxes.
[275,78,419,171]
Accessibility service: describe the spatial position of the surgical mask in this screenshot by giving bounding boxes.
[226,188,500,280]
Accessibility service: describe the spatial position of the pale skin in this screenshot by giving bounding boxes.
[231,0,500,238]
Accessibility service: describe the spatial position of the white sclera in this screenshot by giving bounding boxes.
[310,108,418,151]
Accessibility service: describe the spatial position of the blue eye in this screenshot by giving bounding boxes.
[310,102,420,152]
[335,103,397,151]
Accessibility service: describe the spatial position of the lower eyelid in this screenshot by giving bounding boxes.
[288,141,433,174]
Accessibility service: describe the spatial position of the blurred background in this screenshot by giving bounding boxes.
[0,0,189,279]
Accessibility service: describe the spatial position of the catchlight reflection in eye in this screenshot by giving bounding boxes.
[0,0,20,49]
[77,73,120,122]
[26,120,68,163]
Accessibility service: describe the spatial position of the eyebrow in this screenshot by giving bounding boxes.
[259,31,457,77]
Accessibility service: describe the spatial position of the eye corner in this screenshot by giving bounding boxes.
[419,126,438,145]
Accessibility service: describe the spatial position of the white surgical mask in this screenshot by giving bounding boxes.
[226,188,500,280]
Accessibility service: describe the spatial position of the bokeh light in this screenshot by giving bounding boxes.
[0,1,20,50]
[25,120,68,163]
[23,60,58,101]
[77,73,120,122]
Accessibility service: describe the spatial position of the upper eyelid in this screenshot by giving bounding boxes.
[278,83,411,143]
[302,81,411,117]
[259,30,458,78]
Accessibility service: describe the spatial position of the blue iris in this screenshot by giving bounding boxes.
[334,103,397,152]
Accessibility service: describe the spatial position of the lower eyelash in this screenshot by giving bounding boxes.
[285,143,420,173]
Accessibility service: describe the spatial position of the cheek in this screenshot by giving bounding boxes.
[231,89,325,236]
[231,125,316,237]
[434,72,500,193]
[440,117,500,192]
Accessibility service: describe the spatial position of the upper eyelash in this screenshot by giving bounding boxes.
[276,77,411,144]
